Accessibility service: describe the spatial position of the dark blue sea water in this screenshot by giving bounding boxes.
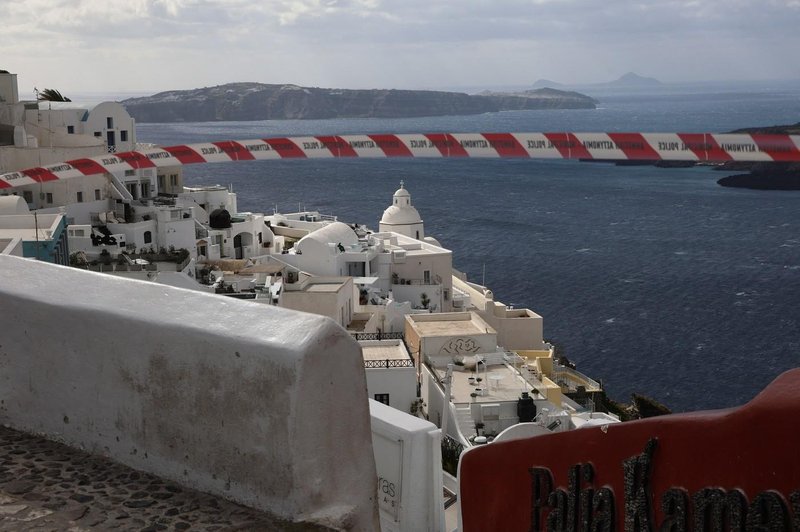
[136,88,800,412]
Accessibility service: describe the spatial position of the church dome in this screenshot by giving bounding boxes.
[393,186,410,198]
[381,204,422,225]
[380,181,422,226]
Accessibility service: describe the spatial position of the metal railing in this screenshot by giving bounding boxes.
[351,331,404,341]
[551,365,602,392]
[364,358,415,369]
[392,278,440,286]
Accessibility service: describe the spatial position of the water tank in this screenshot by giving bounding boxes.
[517,392,536,423]
[209,209,232,229]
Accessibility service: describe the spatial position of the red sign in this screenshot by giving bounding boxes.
[459,369,800,531]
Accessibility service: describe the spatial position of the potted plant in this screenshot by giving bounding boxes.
[420,292,430,309]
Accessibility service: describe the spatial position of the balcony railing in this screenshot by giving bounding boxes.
[364,358,415,369]
[351,331,405,342]
[392,278,440,286]
[551,365,602,392]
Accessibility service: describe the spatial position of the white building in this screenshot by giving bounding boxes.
[0,70,195,264]
[268,186,454,316]
[281,273,355,328]
[0,196,69,265]
[360,338,418,415]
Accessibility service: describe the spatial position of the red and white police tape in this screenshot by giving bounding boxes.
[2,132,799,189]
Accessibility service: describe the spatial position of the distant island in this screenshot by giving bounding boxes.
[716,122,800,190]
[121,83,597,123]
[532,72,663,90]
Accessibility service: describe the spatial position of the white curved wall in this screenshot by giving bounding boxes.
[0,255,378,530]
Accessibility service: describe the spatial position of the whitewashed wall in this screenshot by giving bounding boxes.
[0,255,379,530]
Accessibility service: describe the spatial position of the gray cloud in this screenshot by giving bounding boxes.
[2,0,798,94]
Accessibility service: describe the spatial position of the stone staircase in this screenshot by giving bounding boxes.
[455,406,476,440]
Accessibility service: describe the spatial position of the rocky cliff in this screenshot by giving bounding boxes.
[716,123,800,190]
[121,83,596,122]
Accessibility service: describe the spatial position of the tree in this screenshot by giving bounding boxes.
[37,88,71,102]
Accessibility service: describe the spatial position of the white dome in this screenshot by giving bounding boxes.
[296,222,358,255]
[0,196,30,215]
[393,186,410,198]
[380,204,422,225]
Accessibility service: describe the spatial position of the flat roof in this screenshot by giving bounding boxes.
[239,263,285,274]
[305,282,346,293]
[442,364,546,404]
[409,313,494,337]
[361,342,410,362]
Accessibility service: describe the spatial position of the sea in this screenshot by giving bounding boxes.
[135,83,800,413]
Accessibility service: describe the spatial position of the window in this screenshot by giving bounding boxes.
[94,188,101,200]
[144,231,152,244]
[124,170,135,177]
[76,191,83,203]
[158,175,165,191]
[106,117,113,128]
[22,190,32,203]
[374,394,390,406]
[94,131,101,137]
[169,174,178,186]
[423,270,431,284]
[120,130,128,142]
[46,192,53,204]
[67,125,74,134]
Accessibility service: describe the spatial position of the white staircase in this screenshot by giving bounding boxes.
[455,406,476,439]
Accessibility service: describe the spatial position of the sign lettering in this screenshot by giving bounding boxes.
[527,439,800,531]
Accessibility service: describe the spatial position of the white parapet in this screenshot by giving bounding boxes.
[0,255,378,531]
[369,399,444,532]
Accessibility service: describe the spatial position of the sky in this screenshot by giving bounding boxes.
[2,0,800,97]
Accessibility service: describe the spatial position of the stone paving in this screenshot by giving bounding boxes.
[0,426,331,531]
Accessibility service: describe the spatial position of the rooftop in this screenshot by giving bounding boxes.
[305,282,346,293]
[407,312,495,338]
[444,363,546,404]
[361,340,411,363]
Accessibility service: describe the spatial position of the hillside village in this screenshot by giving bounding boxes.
[1,69,616,531]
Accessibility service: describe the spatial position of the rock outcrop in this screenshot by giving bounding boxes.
[122,83,596,122]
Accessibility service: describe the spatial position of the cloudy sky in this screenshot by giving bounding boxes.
[2,0,800,97]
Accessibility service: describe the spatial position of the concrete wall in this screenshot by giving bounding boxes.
[365,366,417,415]
[0,255,379,530]
[369,399,444,532]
